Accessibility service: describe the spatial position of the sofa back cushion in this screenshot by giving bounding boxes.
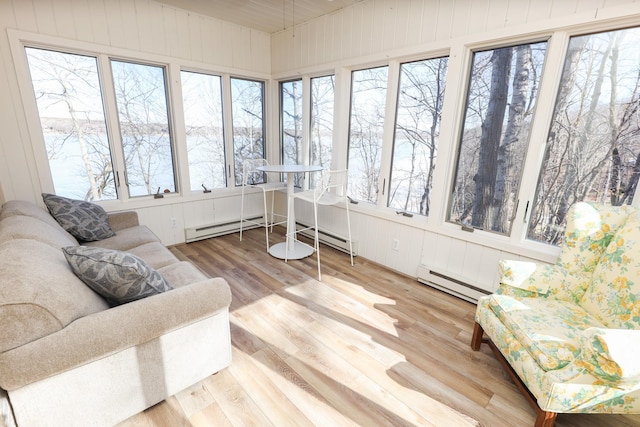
[0,215,78,249]
[0,239,108,353]
[557,202,633,276]
[581,211,640,329]
[0,199,62,228]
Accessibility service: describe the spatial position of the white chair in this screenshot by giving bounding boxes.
[286,169,354,281]
[239,159,287,250]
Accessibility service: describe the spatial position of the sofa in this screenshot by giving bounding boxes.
[0,198,232,427]
[471,202,640,426]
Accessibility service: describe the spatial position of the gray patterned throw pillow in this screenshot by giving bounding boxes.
[42,193,116,242]
[63,246,173,306]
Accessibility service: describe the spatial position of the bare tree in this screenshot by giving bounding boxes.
[472,48,512,228]
[26,48,115,201]
[231,78,265,185]
[528,28,640,244]
[112,61,174,196]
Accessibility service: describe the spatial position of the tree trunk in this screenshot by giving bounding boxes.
[492,45,531,232]
[472,48,512,228]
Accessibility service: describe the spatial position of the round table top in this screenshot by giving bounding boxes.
[256,164,323,173]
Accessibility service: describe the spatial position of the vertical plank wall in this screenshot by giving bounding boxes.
[1,0,640,295]
[271,0,640,291]
[0,0,270,246]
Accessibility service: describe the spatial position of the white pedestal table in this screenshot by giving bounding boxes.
[256,164,322,260]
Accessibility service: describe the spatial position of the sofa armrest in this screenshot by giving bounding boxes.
[574,328,640,382]
[107,211,140,231]
[0,277,231,391]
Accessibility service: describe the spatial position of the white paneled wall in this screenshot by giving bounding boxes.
[0,0,270,245]
[2,0,639,296]
[272,0,639,73]
[271,0,638,289]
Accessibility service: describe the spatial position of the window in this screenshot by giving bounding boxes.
[528,27,640,245]
[310,75,335,187]
[281,79,303,186]
[389,57,448,216]
[449,41,548,234]
[181,71,226,192]
[347,66,389,203]
[25,47,116,201]
[111,60,176,197]
[231,77,265,185]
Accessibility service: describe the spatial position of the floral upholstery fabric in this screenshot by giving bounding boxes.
[556,202,632,275]
[582,211,640,329]
[488,294,604,370]
[576,328,640,381]
[475,202,640,416]
[497,260,591,303]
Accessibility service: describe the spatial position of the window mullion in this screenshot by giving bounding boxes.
[301,76,311,189]
[169,63,190,195]
[379,60,400,209]
[510,33,568,244]
[98,54,128,202]
[221,74,235,188]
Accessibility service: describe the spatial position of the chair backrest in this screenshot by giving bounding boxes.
[242,158,269,185]
[315,170,348,202]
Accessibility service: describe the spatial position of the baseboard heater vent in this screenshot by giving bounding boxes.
[295,222,358,257]
[416,265,490,303]
[185,216,261,243]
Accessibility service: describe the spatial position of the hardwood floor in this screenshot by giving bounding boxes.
[119,228,640,427]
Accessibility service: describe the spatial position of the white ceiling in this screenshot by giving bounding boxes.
[154,0,364,33]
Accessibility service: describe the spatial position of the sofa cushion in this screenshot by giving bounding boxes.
[0,239,109,353]
[63,246,173,306]
[157,261,208,288]
[42,193,115,242]
[127,242,179,269]
[0,215,78,249]
[488,294,604,371]
[84,225,160,252]
[582,211,640,329]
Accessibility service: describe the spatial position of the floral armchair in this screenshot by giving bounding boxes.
[471,202,640,427]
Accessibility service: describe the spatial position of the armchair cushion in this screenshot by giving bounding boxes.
[576,328,640,382]
[488,294,604,370]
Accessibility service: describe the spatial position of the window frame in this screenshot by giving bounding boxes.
[11,31,271,207]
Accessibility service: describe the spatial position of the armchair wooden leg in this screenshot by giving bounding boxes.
[471,322,484,351]
[534,410,557,427]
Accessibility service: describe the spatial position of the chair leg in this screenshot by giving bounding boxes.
[269,190,275,233]
[534,411,557,427]
[345,200,354,266]
[240,186,245,242]
[471,322,484,351]
[314,201,321,281]
[262,190,269,251]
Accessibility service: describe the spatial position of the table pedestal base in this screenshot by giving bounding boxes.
[268,241,314,260]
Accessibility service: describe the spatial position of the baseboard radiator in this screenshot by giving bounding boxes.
[416,265,490,303]
[185,216,261,243]
[295,222,358,257]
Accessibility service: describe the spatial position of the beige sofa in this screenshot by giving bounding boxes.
[0,199,232,427]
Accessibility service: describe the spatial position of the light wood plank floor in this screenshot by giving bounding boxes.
[119,227,640,427]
